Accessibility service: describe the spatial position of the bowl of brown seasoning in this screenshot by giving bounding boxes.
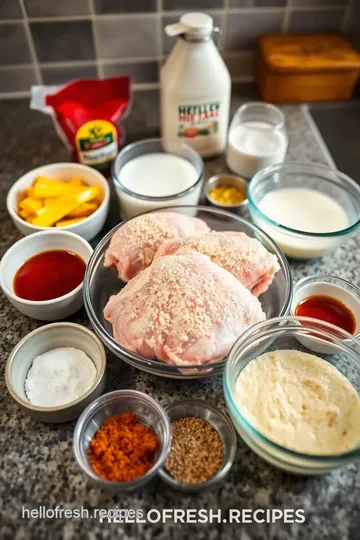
[73,389,172,491]
[158,399,237,492]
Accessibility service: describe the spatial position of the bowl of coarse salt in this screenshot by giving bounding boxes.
[5,322,106,423]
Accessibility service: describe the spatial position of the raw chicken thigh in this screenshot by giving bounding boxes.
[104,211,210,282]
[154,231,279,296]
[104,252,265,366]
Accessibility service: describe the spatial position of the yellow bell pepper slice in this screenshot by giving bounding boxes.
[67,202,97,218]
[55,217,87,227]
[19,209,31,219]
[34,176,60,185]
[69,177,85,186]
[44,198,56,206]
[33,182,87,199]
[19,197,43,214]
[32,186,102,227]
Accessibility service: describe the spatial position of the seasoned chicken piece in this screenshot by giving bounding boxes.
[104,211,210,282]
[104,252,265,366]
[154,231,279,296]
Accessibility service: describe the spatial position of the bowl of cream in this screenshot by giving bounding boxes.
[248,162,360,259]
[224,316,360,475]
[112,139,204,219]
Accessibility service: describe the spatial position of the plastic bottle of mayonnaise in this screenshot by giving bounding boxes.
[160,12,231,158]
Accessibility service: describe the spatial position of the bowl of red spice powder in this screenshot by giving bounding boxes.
[73,389,172,491]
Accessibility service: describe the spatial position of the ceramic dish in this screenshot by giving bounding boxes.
[0,230,93,321]
[7,162,110,242]
[5,323,106,423]
[83,205,292,379]
[204,173,248,217]
[158,399,236,492]
[291,275,360,354]
[224,316,360,475]
[73,390,172,492]
[112,138,204,219]
[248,162,360,259]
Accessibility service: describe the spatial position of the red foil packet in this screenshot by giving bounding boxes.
[31,77,131,173]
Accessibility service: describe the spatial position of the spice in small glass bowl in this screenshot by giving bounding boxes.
[205,174,248,216]
[73,390,172,491]
[88,412,160,482]
[165,416,223,484]
[159,399,237,492]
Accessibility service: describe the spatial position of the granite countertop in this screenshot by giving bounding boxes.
[1,87,360,540]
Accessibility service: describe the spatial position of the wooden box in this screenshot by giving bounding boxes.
[257,33,360,103]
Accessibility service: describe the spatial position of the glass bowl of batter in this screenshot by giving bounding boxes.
[248,162,360,259]
[83,206,292,379]
[224,316,360,474]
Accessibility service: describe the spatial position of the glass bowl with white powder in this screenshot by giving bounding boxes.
[248,162,360,259]
[5,322,106,423]
[224,316,360,475]
[112,138,204,219]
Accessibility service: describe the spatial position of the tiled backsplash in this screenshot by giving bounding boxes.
[0,0,358,98]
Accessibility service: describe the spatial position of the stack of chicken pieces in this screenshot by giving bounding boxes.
[104,212,279,368]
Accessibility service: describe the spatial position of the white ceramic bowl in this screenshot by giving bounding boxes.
[6,323,106,423]
[7,162,110,241]
[291,275,360,354]
[0,230,93,321]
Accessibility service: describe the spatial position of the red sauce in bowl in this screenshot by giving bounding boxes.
[13,250,86,301]
[295,294,356,335]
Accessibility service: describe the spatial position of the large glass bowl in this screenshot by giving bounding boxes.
[83,206,292,379]
[224,316,360,475]
[248,162,360,259]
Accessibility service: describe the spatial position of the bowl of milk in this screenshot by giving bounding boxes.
[112,139,204,219]
[248,162,360,259]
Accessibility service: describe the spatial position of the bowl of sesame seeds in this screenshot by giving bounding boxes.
[158,399,237,492]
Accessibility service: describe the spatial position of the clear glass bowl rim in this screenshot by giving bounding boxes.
[232,101,286,131]
[248,161,360,237]
[83,205,293,372]
[158,398,237,490]
[112,138,205,201]
[73,389,172,489]
[224,315,360,461]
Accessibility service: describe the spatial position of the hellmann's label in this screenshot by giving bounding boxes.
[177,102,220,139]
[75,119,118,171]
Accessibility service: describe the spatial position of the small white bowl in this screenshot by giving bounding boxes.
[0,230,93,321]
[6,322,106,423]
[7,162,110,241]
[291,275,360,354]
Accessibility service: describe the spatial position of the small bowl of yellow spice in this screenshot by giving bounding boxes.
[205,174,248,216]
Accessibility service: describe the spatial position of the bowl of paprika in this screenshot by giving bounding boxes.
[73,389,172,491]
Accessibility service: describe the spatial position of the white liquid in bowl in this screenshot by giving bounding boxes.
[116,153,202,219]
[227,121,288,179]
[118,153,199,196]
[255,188,349,259]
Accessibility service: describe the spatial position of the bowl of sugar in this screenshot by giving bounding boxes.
[112,138,204,219]
[248,162,360,259]
[5,322,106,423]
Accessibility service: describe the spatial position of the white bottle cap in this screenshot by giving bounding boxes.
[165,12,213,38]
